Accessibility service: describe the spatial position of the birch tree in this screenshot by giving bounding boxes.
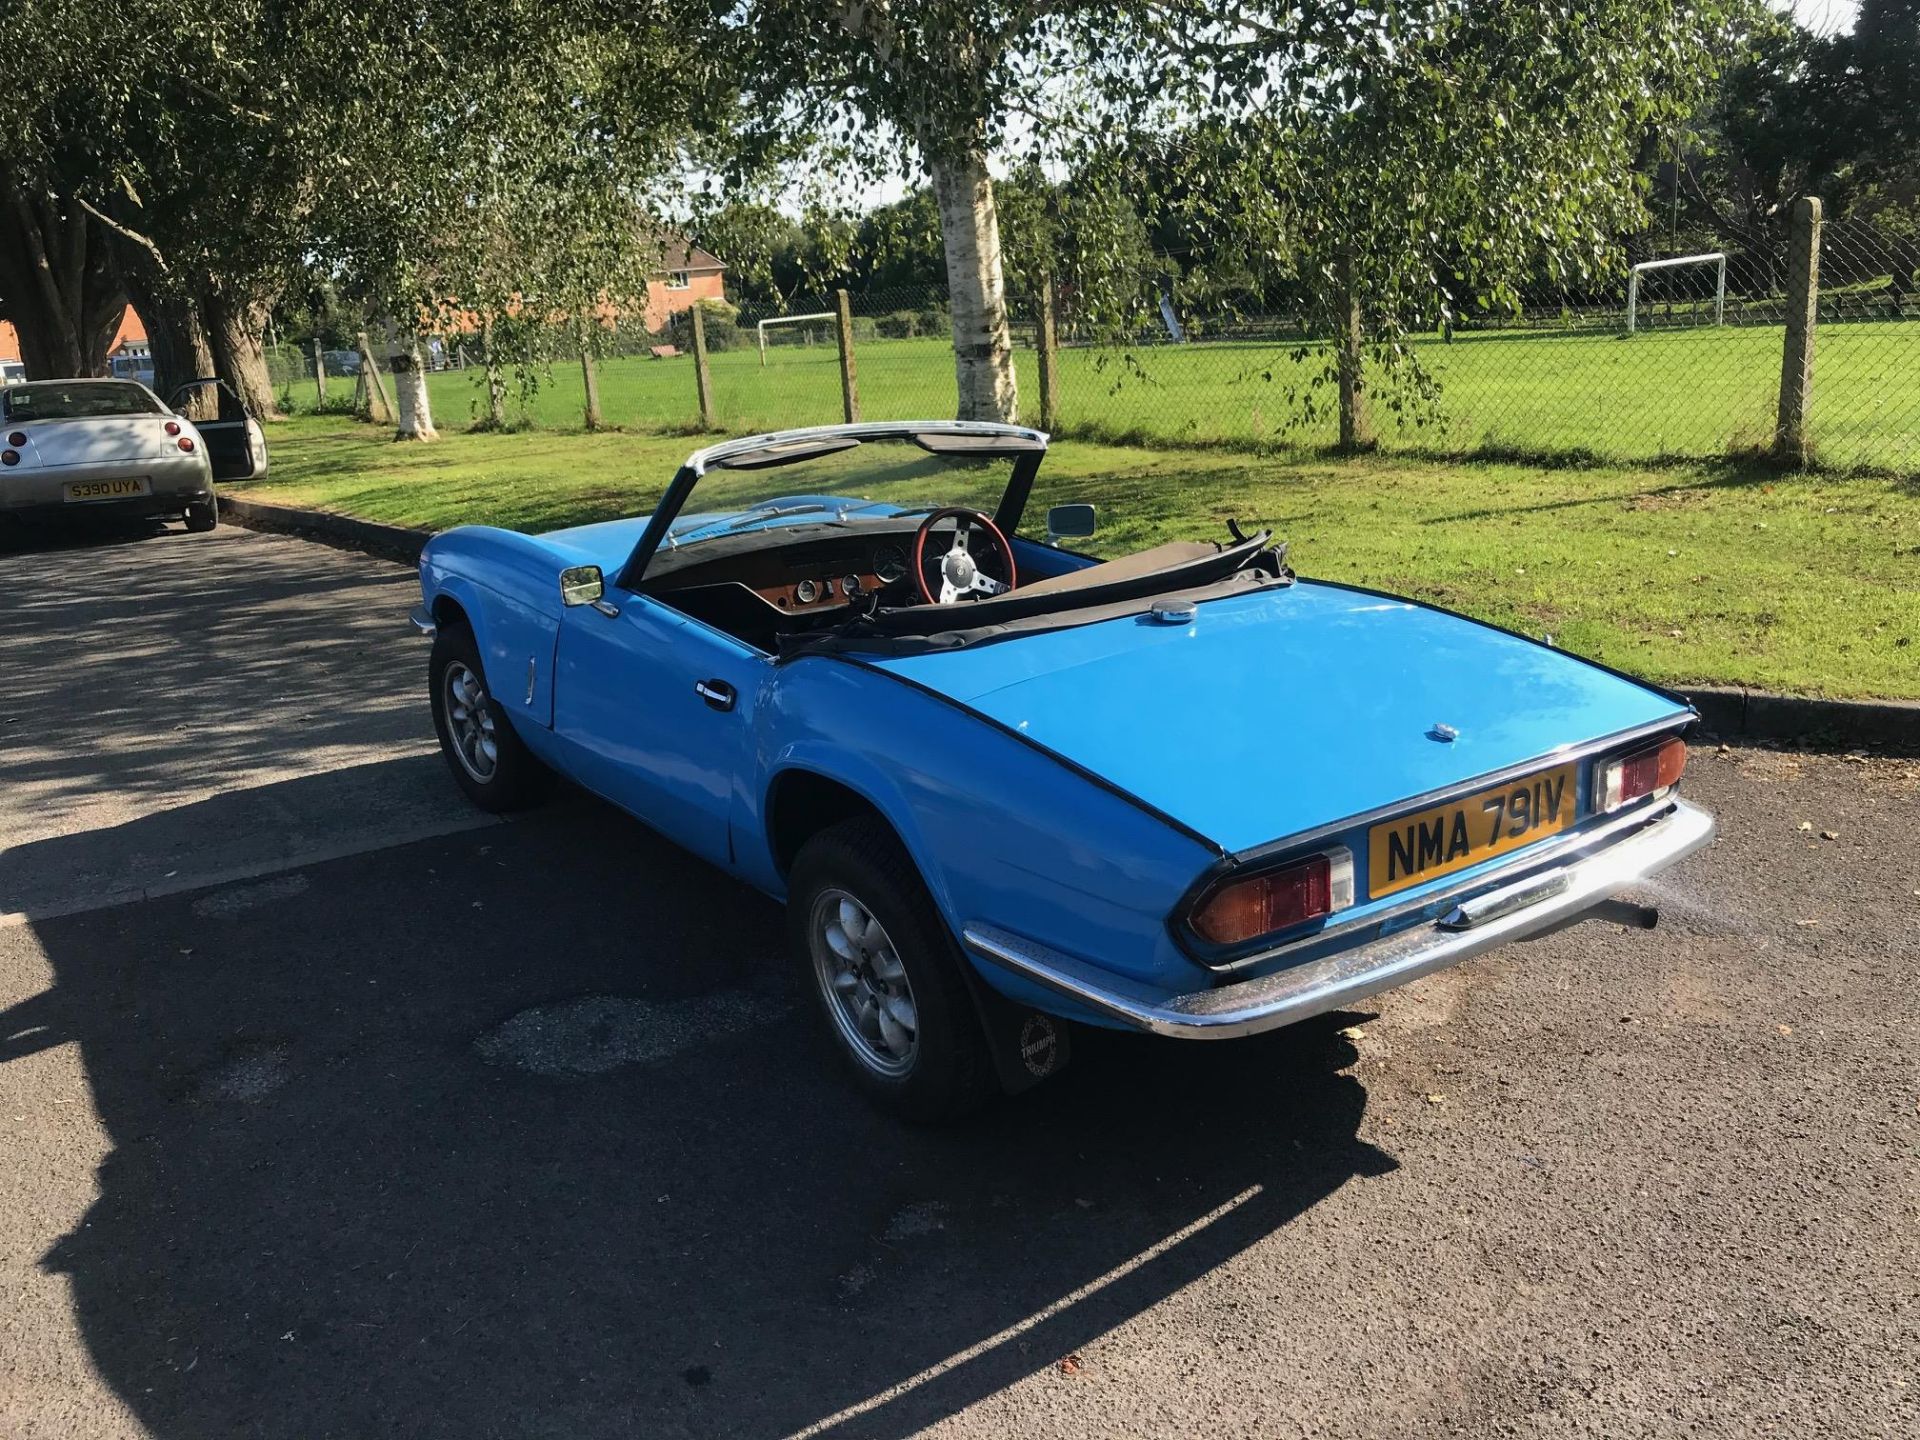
[726,1,1734,425]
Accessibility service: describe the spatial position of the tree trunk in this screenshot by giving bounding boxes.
[0,175,124,378]
[205,289,284,420]
[481,316,508,428]
[390,337,438,441]
[116,251,214,415]
[928,149,1018,423]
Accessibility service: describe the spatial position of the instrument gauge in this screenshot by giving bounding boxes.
[795,579,819,604]
[842,574,862,597]
[873,545,908,583]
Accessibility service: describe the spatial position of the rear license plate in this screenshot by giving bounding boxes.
[64,477,151,502]
[1368,762,1577,899]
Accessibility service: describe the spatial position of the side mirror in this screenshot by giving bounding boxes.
[559,565,605,607]
[1045,503,1097,545]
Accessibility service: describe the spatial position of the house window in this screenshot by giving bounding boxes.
[665,271,691,290]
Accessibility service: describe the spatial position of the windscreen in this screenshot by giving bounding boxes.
[3,382,165,421]
[666,437,1021,548]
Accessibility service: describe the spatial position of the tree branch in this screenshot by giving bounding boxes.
[71,195,171,276]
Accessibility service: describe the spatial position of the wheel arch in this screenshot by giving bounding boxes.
[430,592,472,631]
[764,767,902,882]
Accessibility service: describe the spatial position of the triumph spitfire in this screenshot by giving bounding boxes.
[410,421,1714,1118]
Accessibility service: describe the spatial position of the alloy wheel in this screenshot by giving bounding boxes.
[443,661,499,783]
[810,888,919,1077]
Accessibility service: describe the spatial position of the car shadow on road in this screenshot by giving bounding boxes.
[0,762,1395,1439]
[0,514,173,554]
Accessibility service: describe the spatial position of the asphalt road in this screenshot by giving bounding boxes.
[0,521,490,921]
[1,520,1916,1439]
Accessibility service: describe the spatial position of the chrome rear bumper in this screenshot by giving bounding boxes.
[0,454,210,512]
[964,798,1715,1040]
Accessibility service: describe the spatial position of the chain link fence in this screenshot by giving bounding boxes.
[269,208,1917,473]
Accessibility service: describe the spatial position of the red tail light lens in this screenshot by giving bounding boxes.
[1596,737,1687,813]
[6,430,24,447]
[1190,848,1355,947]
[1,449,18,466]
[164,420,181,436]
[177,436,196,453]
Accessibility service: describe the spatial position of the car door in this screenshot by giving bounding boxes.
[552,586,766,871]
[168,378,261,481]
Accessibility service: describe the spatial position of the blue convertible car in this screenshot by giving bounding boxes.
[411,421,1714,1118]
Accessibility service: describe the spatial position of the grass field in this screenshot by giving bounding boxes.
[243,415,1920,699]
[286,317,1920,473]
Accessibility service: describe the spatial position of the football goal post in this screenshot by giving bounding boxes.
[1626,252,1726,334]
[756,311,835,367]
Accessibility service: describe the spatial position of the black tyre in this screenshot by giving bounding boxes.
[428,620,551,812]
[788,816,996,1122]
[185,496,218,533]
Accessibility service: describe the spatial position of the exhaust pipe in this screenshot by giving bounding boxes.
[1589,897,1659,930]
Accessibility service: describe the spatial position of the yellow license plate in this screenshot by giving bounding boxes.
[64,478,150,501]
[1368,762,1577,899]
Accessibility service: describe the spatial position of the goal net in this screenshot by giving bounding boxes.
[1626,252,1726,334]
[755,311,835,365]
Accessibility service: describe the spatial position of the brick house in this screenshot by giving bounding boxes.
[638,237,728,332]
[0,308,150,370]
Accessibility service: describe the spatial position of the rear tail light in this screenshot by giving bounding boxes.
[1,450,17,467]
[164,420,181,436]
[1190,847,1355,947]
[1596,737,1687,813]
[177,436,195,453]
[6,430,24,446]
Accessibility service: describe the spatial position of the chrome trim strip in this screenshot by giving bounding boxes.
[1224,714,1692,867]
[407,606,436,638]
[964,799,1715,1041]
[1210,790,1687,973]
[683,420,1050,477]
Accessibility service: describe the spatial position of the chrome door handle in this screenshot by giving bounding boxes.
[695,679,736,712]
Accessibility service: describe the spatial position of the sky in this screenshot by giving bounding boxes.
[1788,0,1859,33]
[776,2,1869,218]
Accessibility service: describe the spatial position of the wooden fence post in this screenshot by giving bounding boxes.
[1036,273,1061,433]
[311,338,327,406]
[355,329,394,425]
[1774,195,1823,465]
[577,316,603,431]
[1335,263,1372,452]
[835,289,860,424]
[690,302,716,429]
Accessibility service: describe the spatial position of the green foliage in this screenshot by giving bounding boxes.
[719,1,1735,424]
[669,297,743,351]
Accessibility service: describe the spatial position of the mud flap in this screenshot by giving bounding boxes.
[957,959,1072,1095]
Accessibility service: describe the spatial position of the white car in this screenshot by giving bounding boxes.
[0,377,266,532]
[0,361,25,386]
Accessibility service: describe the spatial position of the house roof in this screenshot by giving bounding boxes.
[0,307,147,363]
[652,233,725,274]
[111,308,148,348]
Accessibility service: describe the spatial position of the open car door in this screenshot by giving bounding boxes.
[168,377,267,482]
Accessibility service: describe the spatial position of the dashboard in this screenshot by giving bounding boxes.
[759,543,911,612]
[647,532,920,613]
